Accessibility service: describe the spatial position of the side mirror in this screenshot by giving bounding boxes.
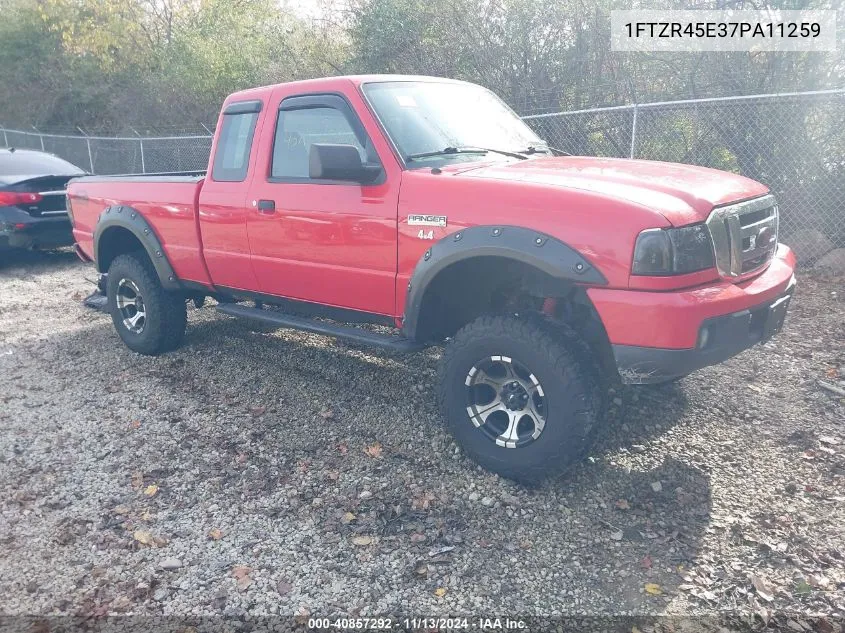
[309,144,381,184]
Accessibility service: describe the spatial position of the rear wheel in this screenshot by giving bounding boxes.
[438,315,602,484]
[106,252,186,355]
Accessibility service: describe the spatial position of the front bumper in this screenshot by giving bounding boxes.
[588,245,796,384]
[0,208,73,251]
[612,280,794,383]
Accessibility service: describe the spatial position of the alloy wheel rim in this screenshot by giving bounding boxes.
[116,278,146,334]
[465,356,547,449]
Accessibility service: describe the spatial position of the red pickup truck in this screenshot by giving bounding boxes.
[68,75,795,482]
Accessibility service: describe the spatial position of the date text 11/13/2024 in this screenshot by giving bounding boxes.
[307,617,527,630]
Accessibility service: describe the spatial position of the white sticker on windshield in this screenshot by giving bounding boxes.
[396,95,417,107]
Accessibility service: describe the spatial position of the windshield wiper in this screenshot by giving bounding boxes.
[406,146,528,162]
[518,144,571,157]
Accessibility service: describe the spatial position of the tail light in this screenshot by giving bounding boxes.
[0,191,43,207]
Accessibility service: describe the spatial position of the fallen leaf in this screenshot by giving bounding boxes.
[412,491,436,511]
[341,512,356,525]
[132,530,166,547]
[208,528,223,541]
[363,442,383,458]
[750,574,776,602]
[133,530,155,546]
[434,587,447,598]
[236,576,251,591]
[615,499,630,510]
[825,367,839,379]
[130,419,141,430]
[337,443,348,455]
[232,565,252,591]
[352,535,373,546]
[249,406,266,417]
[641,555,653,569]
[319,408,333,419]
[644,583,662,595]
[143,484,159,497]
[130,471,144,490]
[410,533,426,544]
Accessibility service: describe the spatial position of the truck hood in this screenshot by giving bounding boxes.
[452,156,769,226]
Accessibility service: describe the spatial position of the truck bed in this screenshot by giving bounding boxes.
[68,173,210,286]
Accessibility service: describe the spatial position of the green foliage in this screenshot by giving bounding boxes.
[0,0,341,131]
[0,0,840,131]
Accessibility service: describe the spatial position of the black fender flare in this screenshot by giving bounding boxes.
[93,205,180,290]
[402,225,607,340]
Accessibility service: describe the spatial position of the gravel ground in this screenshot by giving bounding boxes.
[0,250,843,621]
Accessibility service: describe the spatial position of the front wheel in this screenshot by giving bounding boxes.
[106,252,187,355]
[438,315,603,484]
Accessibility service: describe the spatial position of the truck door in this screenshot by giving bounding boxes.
[198,99,265,290]
[245,90,400,316]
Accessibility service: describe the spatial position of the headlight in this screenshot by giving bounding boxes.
[632,224,715,275]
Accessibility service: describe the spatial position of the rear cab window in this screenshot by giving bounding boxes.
[212,100,262,182]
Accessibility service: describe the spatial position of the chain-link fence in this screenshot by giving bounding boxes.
[0,128,212,175]
[524,89,845,263]
[2,89,843,262]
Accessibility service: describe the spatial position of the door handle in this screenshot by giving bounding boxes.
[255,199,276,214]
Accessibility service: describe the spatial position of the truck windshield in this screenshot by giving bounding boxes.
[362,81,547,168]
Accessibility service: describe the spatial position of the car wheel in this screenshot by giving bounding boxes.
[107,252,186,355]
[438,315,603,484]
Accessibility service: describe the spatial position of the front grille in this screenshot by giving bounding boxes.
[705,194,778,278]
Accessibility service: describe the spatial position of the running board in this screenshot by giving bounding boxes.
[216,303,426,353]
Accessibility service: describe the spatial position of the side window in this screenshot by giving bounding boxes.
[271,106,375,180]
[212,110,259,182]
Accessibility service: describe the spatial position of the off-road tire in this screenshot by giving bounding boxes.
[438,314,603,484]
[107,252,187,355]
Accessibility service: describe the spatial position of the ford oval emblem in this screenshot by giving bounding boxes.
[757,226,776,248]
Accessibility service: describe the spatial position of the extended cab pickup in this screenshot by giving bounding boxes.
[68,75,796,482]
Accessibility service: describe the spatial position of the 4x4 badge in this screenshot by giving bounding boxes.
[408,214,447,227]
